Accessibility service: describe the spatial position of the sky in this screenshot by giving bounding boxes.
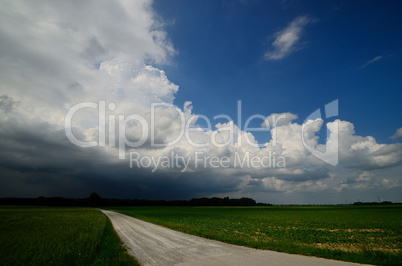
[0,0,401,204]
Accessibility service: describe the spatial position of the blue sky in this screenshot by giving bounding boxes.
[0,0,401,204]
[154,0,402,144]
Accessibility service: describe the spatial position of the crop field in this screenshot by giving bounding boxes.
[0,206,138,265]
[108,205,402,265]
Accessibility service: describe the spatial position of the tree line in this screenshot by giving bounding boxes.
[0,194,256,207]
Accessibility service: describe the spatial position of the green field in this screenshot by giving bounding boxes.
[0,206,139,266]
[108,205,402,265]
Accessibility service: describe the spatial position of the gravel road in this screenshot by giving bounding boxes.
[101,210,366,266]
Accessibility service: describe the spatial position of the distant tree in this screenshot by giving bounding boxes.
[89,193,101,206]
[90,192,101,200]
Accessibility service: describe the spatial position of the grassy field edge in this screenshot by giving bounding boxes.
[0,206,140,266]
[92,212,140,265]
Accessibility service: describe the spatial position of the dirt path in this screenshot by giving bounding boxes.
[101,210,365,266]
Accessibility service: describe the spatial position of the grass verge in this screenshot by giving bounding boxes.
[0,206,139,265]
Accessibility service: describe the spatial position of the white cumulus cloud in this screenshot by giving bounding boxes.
[390,127,402,139]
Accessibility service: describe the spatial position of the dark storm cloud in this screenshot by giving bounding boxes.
[0,95,18,113]
[276,167,330,182]
[0,114,246,199]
